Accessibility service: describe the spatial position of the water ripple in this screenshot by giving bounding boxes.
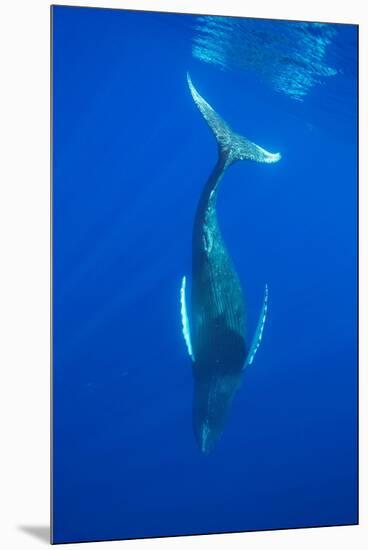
[192,17,339,101]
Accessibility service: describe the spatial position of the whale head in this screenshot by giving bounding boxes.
[192,371,242,454]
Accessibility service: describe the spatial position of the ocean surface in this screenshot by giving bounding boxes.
[52,6,358,544]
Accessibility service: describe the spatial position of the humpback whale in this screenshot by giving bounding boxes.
[181,75,281,454]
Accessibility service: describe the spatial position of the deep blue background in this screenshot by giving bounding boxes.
[52,6,358,544]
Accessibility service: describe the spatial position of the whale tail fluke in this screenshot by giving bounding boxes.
[187,73,281,166]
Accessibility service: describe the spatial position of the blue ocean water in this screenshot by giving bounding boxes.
[52,6,358,544]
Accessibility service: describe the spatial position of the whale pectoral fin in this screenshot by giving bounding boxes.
[244,284,269,369]
[180,276,195,361]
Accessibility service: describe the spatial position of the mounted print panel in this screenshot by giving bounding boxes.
[51,5,358,544]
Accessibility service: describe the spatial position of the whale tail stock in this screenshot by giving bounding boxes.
[187,73,281,167]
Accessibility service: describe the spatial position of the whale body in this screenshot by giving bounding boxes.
[181,75,281,454]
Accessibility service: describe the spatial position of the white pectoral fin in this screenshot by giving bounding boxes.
[180,276,195,361]
[244,284,269,369]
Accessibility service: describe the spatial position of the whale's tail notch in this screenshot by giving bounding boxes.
[187,73,281,166]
